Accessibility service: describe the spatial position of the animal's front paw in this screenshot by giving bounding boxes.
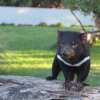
[75,82,83,91]
[65,81,71,91]
[65,81,84,92]
[46,76,56,80]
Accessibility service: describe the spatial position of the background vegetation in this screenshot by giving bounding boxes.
[0,0,100,29]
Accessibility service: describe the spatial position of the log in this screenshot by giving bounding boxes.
[0,75,100,100]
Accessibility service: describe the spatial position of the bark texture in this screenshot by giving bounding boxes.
[0,75,100,100]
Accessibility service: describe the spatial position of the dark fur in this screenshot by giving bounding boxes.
[46,31,90,84]
[47,55,90,82]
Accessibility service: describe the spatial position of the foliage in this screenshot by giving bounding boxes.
[0,0,100,15]
[62,0,100,29]
[0,0,33,6]
[0,23,15,26]
[0,0,100,14]
[50,22,64,28]
[37,22,48,27]
[63,0,100,14]
[0,0,62,7]
[0,22,65,28]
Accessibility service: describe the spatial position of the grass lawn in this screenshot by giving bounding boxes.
[0,25,100,86]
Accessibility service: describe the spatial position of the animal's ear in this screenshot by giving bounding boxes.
[57,31,62,47]
[80,33,93,44]
[57,31,62,40]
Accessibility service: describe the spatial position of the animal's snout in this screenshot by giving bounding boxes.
[61,46,76,59]
[65,49,76,59]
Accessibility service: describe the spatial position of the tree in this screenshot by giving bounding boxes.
[0,0,33,6]
[32,0,100,29]
[32,0,63,8]
[63,0,100,29]
[0,0,64,8]
[34,0,100,29]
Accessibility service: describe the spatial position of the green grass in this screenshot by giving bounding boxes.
[0,25,100,86]
[0,25,59,77]
[0,25,59,50]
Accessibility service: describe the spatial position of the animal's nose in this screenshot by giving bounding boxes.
[65,49,76,59]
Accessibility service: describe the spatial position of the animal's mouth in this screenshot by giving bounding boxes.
[61,53,79,64]
[67,54,76,59]
[63,51,76,60]
[62,55,76,63]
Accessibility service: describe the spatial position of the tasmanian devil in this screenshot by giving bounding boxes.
[46,31,91,89]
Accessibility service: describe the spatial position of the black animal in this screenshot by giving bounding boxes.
[46,31,91,86]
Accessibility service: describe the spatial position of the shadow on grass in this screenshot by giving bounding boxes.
[0,65,64,80]
[0,67,51,78]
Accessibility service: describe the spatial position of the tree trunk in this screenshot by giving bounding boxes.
[94,13,100,29]
[0,75,100,100]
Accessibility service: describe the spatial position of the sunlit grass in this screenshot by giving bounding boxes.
[95,40,100,46]
[0,50,99,67]
[0,47,99,86]
[0,50,53,69]
[0,49,99,72]
[0,50,53,77]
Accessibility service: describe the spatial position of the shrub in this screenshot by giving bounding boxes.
[37,22,48,27]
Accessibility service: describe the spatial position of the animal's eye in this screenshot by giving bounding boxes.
[72,41,76,45]
[72,41,78,48]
